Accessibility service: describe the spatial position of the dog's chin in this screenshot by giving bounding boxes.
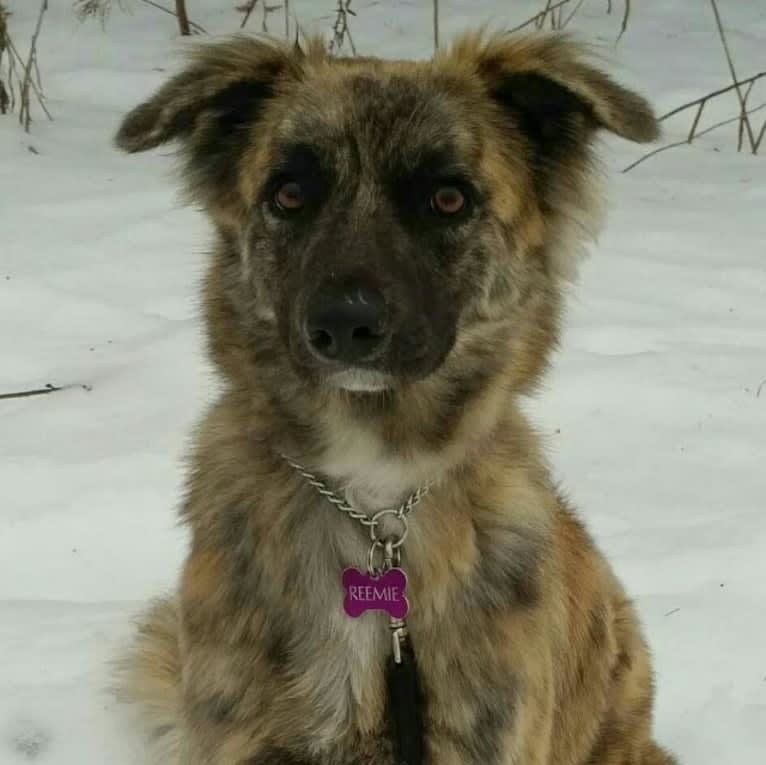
[326,369,395,393]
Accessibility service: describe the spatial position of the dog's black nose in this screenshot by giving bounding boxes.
[305,284,388,363]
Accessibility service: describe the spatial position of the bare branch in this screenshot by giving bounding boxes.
[694,102,766,141]
[616,0,630,42]
[754,118,766,153]
[709,0,756,152]
[623,101,766,172]
[687,101,705,142]
[7,37,52,121]
[542,0,556,30]
[508,0,572,35]
[284,0,289,39]
[0,383,62,401]
[262,3,282,33]
[329,1,356,57]
[238,0,258,29]
[0,1,10,115]
[658,72,766,122]
[74,0,115,24]
[175,0,191,36]
[138,0,207,34]
[555,0,565,28]
[561,0,587,30]
[433,0,439,51]
[19,0,48,132]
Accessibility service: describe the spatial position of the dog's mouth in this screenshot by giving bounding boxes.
[327,368,395,393]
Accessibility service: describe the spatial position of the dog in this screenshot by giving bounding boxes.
[114,30,677,765]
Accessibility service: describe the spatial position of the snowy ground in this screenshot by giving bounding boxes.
[1,1,764,763]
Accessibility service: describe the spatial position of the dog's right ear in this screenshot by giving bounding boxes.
[115,36,304,154]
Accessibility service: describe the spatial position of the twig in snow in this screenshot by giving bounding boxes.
[561,0,587,30]
[622,100,766,172]
[616,0,630,42]
[284,0,289,39]
[175,0,191,36]
[0,1,11,115]
[0,383,62,401]
[509,0,630,40]
[238,0,258,29]
[138,0,207,34]
[328,1,356,57]
[18,0,48,133]
[74,0,120,24]
[664,607,681,617]
[757,378,766,399]
[541,0,558,30]
[754,120,766,153]
[658,73,766,124]
[6,36,52,121]
[433,0,439,51]
[238,1,282,33]
[710,0,757,153]
[508,1,572,35]
[262,3,282,33]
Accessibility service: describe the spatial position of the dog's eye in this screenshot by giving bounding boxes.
[274,181,305,213]
[431,186,465,216]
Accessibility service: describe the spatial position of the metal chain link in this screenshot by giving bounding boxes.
[282,455,430,554]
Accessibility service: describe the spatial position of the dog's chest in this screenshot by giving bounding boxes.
[273,480,524,762]
[289,559,517,765]
[300,613,517,765]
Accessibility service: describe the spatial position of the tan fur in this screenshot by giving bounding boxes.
[114,31,676,765]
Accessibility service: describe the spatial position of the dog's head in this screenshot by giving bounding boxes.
[117,32,656,453]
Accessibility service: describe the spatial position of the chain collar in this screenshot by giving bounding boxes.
[282,455,430,575]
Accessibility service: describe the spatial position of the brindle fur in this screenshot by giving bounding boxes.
[114,31,677,765]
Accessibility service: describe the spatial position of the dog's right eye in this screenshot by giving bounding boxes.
[273,180,305,214]
[431,185,466,216]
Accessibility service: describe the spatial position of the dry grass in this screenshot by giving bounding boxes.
[508,0,630,40]
[1,0,52,131]
[0,1,11,115]
[625,3,764,171]
[5,0,762,163]
[73,0,125,24]
[18,0,48,131]
[709,0,760,153]
[238,1,285,34]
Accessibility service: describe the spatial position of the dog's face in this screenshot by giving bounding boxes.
[117,34,656,402]
[244,71,485,391]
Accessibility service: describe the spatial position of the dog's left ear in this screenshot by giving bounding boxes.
[453,34,658,151]
[115,37,302,154]
[115,37,309,213]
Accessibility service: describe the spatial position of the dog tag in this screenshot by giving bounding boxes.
[342,567,409,619]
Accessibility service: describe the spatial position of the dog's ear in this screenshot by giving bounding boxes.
[443,34,658,283]
[115,37,308,214]
[449,33,658,152]
[115,37,302,153]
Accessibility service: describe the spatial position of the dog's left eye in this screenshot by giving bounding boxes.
[431,185,466,216]
[274,180,305,213]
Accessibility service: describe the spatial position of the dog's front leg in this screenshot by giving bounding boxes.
[421,622,556,765]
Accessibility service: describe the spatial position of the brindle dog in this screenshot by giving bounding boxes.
[114,31,677,765]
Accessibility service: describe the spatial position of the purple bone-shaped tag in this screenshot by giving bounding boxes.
[342,567,409,619]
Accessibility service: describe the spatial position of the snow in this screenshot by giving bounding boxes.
[1,1,764,762]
